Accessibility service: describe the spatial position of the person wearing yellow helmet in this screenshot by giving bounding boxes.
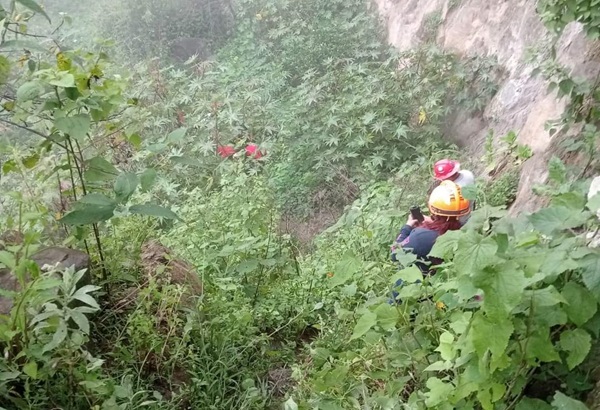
[390,181,470,302]
[390,181,470,301]
[429,159,475,225]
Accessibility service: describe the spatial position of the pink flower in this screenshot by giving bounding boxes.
[245,144,263,159]
[217,145,236,158]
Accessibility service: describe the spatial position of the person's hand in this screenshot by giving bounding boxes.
[406,215,420,227]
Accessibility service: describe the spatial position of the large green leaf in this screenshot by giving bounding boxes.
[561,282,597,326]
[129,203,180,220]
[139,168,157,192]
[16,80,43,101]
[551,192,586,210]
[69,309,90,334]
[16,0,51,22]
[559,328,591,370]
[59,204,115,225]
[55,114,91,140]
[2,159,17,175]
[64,87,81,101]
[470,312,513,371]
[84,156,118,183]
[454,231,498,276]
[167,127,187,143]
[429,229,461,259]
[436,331,456,361]
[113,172,139,203]
[48,72,75,88]
[425,377,454,408]
[391,265,423,283]
[536,250,578,282]
[472,262,526,318]
[350,310,377,340]
[236,259,259,274]
[587,193,600,214]
[579,252,600,300]
[529,206,588,235]
[516,398,553,410]
[526,329,561,363]
[551,391,588,410]
[283,398,298,410]
[374,303,398,331]
[329,251,361,287]
[78,193,116,207]
[524,286,566,308]
[72,285,100,309]
[22,153,39,169]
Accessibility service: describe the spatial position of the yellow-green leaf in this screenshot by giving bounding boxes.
[350,310,377,340]
[23,361,37,379]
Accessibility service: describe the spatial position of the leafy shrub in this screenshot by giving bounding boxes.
[47,0,235,59]
[538,0,600,39]
[7,0,597,408]
[483,168,520,207]
[0,265,113,408]
[287,160,600,409]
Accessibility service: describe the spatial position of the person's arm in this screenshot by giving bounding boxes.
[391,215,420,261]
[396,224,413,243]
[391,225,412,262]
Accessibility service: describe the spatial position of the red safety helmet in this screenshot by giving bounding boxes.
[433,159,460,180]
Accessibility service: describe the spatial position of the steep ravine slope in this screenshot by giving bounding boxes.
[373,0,600,212]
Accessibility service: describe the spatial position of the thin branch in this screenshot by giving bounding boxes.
[51,17,66,35]
[0,117,68,150]
[5,27,47,38]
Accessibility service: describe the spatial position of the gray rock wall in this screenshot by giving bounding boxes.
[373,0,600,213]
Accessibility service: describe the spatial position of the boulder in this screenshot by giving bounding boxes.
[29,247,90,273]
[0,246,90,315]
[140,240,203,296]
[169,37,212,63]
[113,240,203,312]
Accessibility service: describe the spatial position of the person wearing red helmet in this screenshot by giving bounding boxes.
[433,159,474,186]
[430,159,475,225]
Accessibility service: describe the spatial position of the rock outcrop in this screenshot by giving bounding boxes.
[373,0,600,213]
[0,240,90,315]
[170,37,212,63]
[140,240,203,296]
[113,240,203,311]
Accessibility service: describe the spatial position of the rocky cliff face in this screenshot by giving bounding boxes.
[373,0,600,212]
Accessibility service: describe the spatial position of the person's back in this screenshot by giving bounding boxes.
[427,169,474,194]
[393,225,442,274]
[453,169,474,188]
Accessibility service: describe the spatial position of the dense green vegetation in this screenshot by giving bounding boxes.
[0,0,599,409]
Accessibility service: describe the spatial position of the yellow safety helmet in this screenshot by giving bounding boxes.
[428,180,471,217]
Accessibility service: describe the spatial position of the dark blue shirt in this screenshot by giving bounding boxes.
[392,225,443,274]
